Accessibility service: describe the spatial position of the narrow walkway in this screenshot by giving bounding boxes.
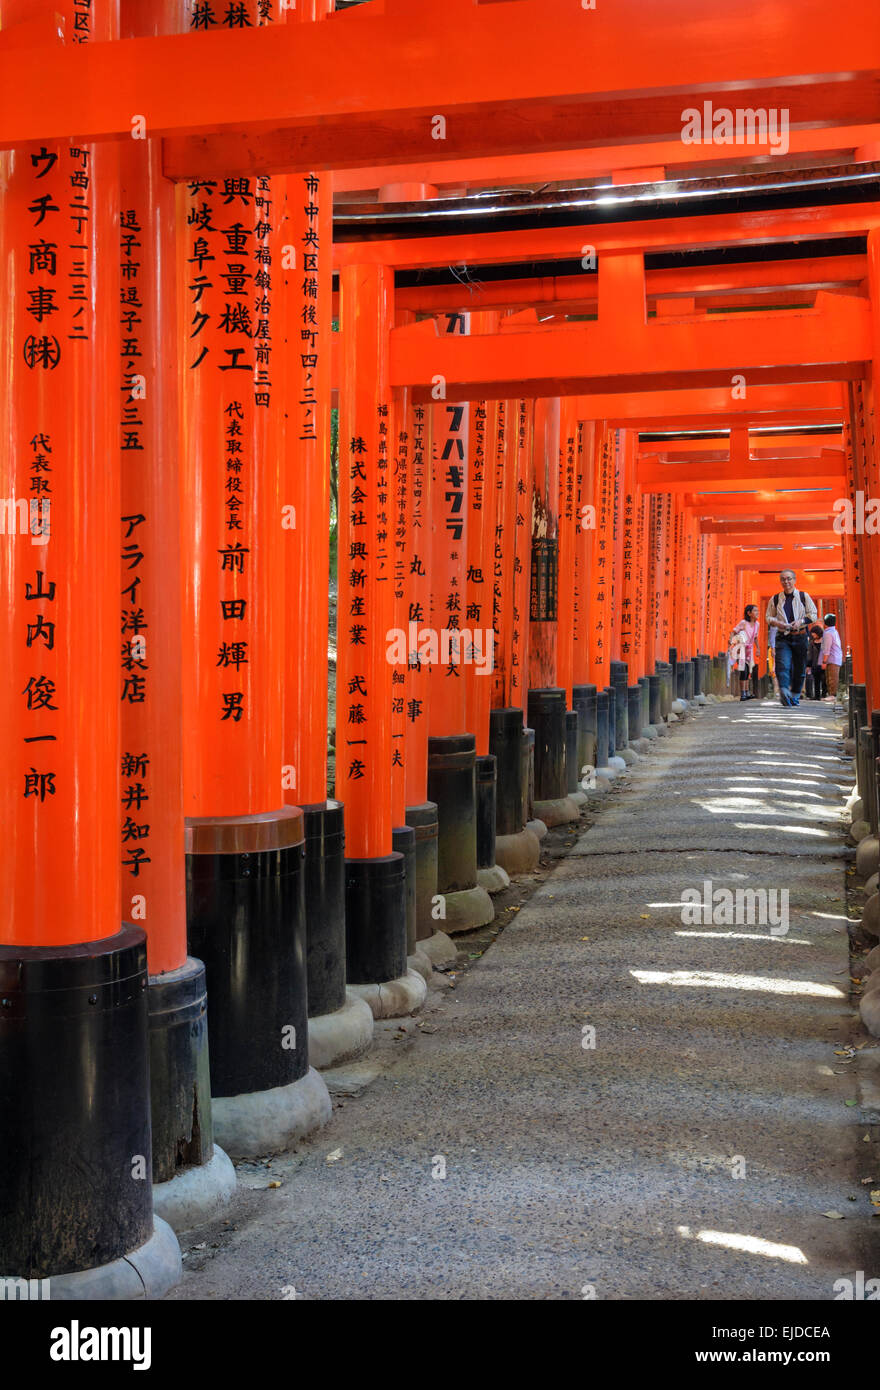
[172,700,877,1300]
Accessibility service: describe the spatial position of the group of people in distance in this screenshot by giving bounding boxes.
[727,568,844,708]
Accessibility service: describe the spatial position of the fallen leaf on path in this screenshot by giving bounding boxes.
[326,1149,343,1163]
[822,1211,846,1219]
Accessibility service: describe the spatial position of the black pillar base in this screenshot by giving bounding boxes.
[489,706,525,835]
[186,808,308,1099]
[405,801,439,943]
[303,800,346,1020]
[627,685,642,745]
[572,683,598,778]
[345,853,407,985]
[428,733,478,893]
[528,687,567,801]
[0,925,153,1278]
[565,709,580,793]
[648,673,662,724]
[604,685,617,759]
[476,754,498,870]
[392,825,417,954]
[148,955,213,1185]
[596,690,610,768]
[609,660,629,747]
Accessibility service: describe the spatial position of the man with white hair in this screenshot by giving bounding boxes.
[765,569,818,707]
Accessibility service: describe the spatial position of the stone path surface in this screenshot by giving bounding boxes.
[168,698,878,1301]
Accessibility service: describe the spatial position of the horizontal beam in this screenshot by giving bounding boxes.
[333,125,880,194]
[387,256,867,317]
[639,455,846,492]
[701,517,837,534]
[388,294,868,401]
[334,204,880,272]
[686,493,841,516]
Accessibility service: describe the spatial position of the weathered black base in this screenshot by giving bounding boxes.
[528,687,567,801]
[0,925,153,1278]
[345,853,407,985]
[428,733,478,893]
[489,706,525,836]
[186,808,308,1099]
[303,799,346,1019]
[596,690,610,768]
[148,955,213,1186]
[565,709,579,793]
[476,754,498,870]
[405,801,439,942]
[392,825,417,953]
[572,683,598,779]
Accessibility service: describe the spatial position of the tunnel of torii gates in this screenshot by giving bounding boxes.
[0,0,879,1296]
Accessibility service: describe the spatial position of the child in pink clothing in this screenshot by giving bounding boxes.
[819,614,843,699]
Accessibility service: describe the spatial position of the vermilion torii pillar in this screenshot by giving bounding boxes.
[427,314,494,934]
[490,396,541,875]
[117,0,235,1228]
[0,0,180,1300]
[337,263,426,1017]
[571,415,600,783]
[179,31,331,1157]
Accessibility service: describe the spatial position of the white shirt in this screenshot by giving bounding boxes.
[765,589,818,630]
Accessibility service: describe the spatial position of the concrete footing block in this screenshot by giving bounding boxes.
[6,1216,183,1301]
[619,747,638,765]
[595,766,618,782]
[850,819,871,845]
[212,1066,332,1160]
[435,884,494,935]
[418,930,458,967]
[640,726,657,741]
[608,755,628,773]
[847,795,864,822]
[533,795,581,827]
[671,698,688,714]
[407,949,434,983]
[526,818,548,841]
[861,990,880,1037]
[856,836,880,879]
[866,873,879,897]
[569,789,589,807]
[843,737,857,756]
[348,968,428,1018]
[477,862,511,894]
[495,826,541,875]
[863,943,880,977]
[667,711,680,724]
[308,991,375,1070]
[694,693,708,706]
[861,893,880,939]
[652,723,669,737]
[152,1144,237,1234]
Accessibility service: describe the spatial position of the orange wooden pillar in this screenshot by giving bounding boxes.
[557,396,578,708]
[0,0,179,1295]
[336,263,416,987]
[179,107,324,1146]
[570,415,599,779]
[118,0,222,1202]
[861,228,880,708]
[510,400,536,713]
[589,425,615,690]
[427,312,494,930]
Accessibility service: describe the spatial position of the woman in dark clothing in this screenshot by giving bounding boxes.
[806,624,826,700]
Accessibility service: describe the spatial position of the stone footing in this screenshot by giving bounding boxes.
[307,991,375,1070]
[7,1217,183,1302]
[437,883,495,935]
[856,836,880,879]
[152,1145,237,1234]
[477,862,511,894]
[348,968,428,1019]
[532,796,581,827]
[495,826,541,875]
[526,818,548,841]
[211,1066,332,1160]
[418,930,458,966]
[407,949,434,983]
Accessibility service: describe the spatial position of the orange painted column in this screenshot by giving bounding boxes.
[390,325,414,830]
[490,399,516,710]
[118,1,186,979]
[403,400,432,809]
[528,396,561,690]
[337,265,394,857]
[589,425,615,688]
[0,0,174,1290]
[863,230,880,707]
[429,313,471,741]
[509,399,535,710]
[572,417,596,689]
[619,432,640,676]
[843,400,867,685]
[0,1,119,949]
[464,313,500,756]
[557,396,579,707]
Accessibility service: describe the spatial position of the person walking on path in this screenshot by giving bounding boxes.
[729,603,760,701]
[806,624,826,701]
[765,569,818,707]
[819,612,843,701]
